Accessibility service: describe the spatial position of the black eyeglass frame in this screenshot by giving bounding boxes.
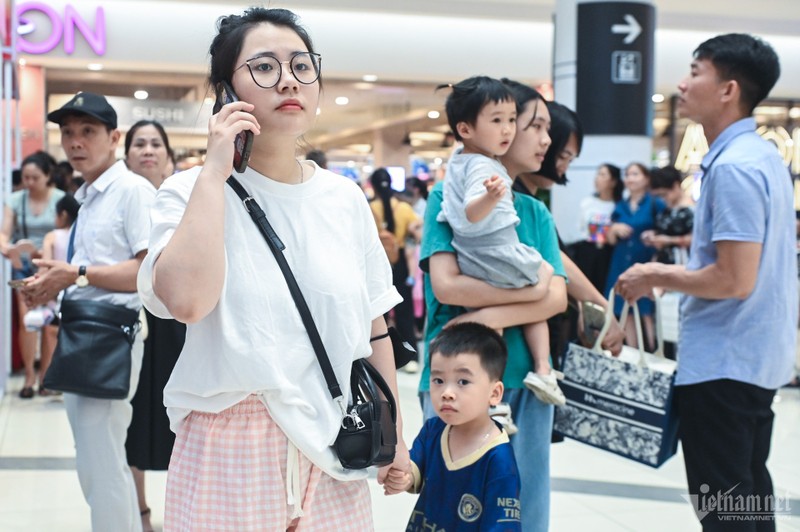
[232,52,322,89]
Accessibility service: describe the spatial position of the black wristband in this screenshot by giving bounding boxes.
[369,331,390,342]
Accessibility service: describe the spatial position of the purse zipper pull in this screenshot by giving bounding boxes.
[348,408,366,430]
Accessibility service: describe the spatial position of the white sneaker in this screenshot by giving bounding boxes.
[488,402,518,435]
[523,371,566,406]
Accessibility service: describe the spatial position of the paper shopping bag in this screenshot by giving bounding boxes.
[657,291,681,344]
[554,292,679,468]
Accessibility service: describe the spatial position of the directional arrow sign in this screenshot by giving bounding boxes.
[611,14,641,44]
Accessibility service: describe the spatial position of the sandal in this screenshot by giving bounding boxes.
[18,386,34,399]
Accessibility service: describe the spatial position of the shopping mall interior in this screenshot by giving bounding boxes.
[9,0,800,182]
[1,1,800,530]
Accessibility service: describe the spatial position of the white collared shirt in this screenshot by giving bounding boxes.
[67,160,155,309]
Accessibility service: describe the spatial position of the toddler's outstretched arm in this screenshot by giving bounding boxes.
[465,175,506,223]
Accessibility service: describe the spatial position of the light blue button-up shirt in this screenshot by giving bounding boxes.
[677,117,797,389]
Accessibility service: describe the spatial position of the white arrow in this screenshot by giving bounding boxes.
[611,14,642,44]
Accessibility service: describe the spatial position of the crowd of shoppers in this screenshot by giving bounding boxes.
[3,7,796,531]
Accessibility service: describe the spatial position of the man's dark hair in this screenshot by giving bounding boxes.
[437,76,517,142]
[694,33,780,114]
[306,149,327,169]
[649,165,683,191]
[429,322,507,382]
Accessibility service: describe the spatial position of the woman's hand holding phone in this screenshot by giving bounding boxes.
[204,86,260,180]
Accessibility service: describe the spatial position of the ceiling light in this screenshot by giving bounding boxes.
[18,58,26,66]
[789,107,800,119]
[652,94,665,103]
[428,110,440,119]
[362,74,378,82]
[134,90,149,100]
[87,63,103,71]
[335,96,349,106]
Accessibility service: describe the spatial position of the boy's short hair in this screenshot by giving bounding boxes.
[649,165,683,190]
[429,322,507,381]
[437,76,517,142]
[694,33,780,114]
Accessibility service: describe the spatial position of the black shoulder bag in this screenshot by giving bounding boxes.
[43,297,140,399]
[226,175,397,469]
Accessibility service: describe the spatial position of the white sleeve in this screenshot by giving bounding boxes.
[137,170,197,319]
[124,182,156,256]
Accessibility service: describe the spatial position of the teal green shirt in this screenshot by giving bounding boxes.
[419,181,566,391]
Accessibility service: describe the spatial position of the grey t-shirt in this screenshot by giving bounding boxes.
[5,188,65,249]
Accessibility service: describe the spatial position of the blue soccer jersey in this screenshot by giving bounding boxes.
[408,417,521,531]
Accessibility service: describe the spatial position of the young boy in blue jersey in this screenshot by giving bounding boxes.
[387,322,521,531]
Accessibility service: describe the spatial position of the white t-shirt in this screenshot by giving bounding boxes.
[137,163,401,480]
[576,195,616,244]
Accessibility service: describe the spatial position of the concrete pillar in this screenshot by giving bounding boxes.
[551,0,656,244]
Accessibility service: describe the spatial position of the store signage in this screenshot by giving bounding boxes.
[576,2,655,135]
[676,124,800,176]
[16,2,105,55]
[105,96,212,131]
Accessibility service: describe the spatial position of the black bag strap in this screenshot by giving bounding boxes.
[226,176,344,404]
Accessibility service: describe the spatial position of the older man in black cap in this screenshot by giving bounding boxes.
[22,92,154,531]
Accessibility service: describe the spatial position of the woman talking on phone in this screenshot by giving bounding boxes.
[137,7,408,529]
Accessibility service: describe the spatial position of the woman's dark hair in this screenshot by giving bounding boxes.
[55,194,80,225]
[538,101,584,184]
[407,177,429,200]
[437,76,517,142]
[649,165,683,191]
[500,78,545,115]
[124,120,171,156]
[370,168,395,233]
[21,151,58,186]
[51,160,74,191]
[208,8,317,110]
[598,163,624,202]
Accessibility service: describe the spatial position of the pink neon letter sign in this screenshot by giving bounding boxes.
[17,2,106,55]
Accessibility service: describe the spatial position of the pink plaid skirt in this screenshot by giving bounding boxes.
[164,395,373,531]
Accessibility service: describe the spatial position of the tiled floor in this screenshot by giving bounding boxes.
[1,370,799,531]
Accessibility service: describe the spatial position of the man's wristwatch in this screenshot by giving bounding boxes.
[75,265,89,288]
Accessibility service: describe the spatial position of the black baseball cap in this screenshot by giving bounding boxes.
[47,92,117,129]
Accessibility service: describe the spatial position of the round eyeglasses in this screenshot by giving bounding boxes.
[233,52,322,89]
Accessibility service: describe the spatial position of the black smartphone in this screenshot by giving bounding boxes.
[217,81,254,173]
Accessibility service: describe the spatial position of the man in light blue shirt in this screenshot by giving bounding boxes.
[617,34,796,531]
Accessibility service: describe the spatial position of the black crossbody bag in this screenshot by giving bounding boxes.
[227,175,397,469]
[43,298,140,399]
